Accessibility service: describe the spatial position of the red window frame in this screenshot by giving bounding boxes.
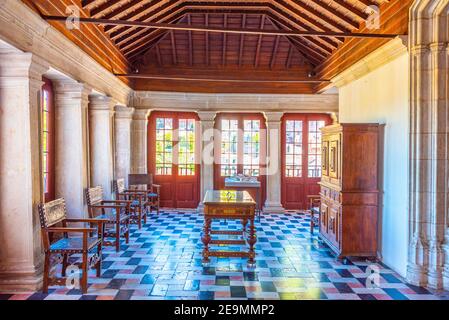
[148,111,200,208]
[42,77,55,202]
[214,113,267,205]
[281,113,331,209]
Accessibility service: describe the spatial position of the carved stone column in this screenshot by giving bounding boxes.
[53,80,91,218]
[198,111,217,209]
[263,112,285,213]
[115,106,134,185]
[407,0,449,290]
[89,95,115,198]
[0,52,48,291]
[131,109,151,174]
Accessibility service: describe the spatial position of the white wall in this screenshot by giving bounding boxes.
[338,52,409,277]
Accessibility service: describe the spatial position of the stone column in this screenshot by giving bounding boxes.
[115,106,134,185]
[263,112,285,213]
[89,95,115,198]
[0,52,48,291]
[198,111,217,209]
[53,80,91,218]
[131,109,151,174]
[407,0,449,290]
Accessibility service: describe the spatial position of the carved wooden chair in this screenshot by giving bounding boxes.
[307,194,321,234]
[128,174,160,215]
[38,198,104,294]
[86,186,130,252]
[113,178,147,228]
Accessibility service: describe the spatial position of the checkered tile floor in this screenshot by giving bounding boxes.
[1,210,448,300]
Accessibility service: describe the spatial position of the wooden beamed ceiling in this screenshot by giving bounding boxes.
[24,0,410,94]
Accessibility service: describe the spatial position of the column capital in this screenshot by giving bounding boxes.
[115,105,135,119]
[0,52,48,86]
[89,94,115,112]
[133,108,151,121]
[264,111,284,123]
[198,111,217,122]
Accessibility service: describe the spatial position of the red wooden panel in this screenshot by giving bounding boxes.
[148,111,200,208]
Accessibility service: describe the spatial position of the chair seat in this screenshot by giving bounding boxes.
[50,236,100,252]
[148,193,158,198]
[97,212,129,223]
[130,200,141,207]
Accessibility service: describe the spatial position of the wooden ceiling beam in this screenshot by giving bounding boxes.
[43,15,400,38]
[114,73,331,83]
[90,0,126,18]
[205,13,209,66]
[287,0,353,32]
[170,30,178,64]
[188,14,193,66]
[238,14,246,67]
[307,0,360,29]
[269,35,280,69]
[222,13,227,66]
[254,14,265,67]
[333,0,369,20]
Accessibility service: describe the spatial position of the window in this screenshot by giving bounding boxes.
[285,120,303,177]
[308,120,326,178]
[243,120,260,176]
[155,118,173,175]
[178,119,196,176]
[220,119,238,176]
[41,78,55,202]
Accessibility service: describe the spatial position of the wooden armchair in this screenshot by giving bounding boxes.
[128,174,160,215]
[38,198,104,294]
[113,178,147,228]
[307,194,321,234]
[86,186,130,252]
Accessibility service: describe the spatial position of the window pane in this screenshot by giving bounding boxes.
[155,118,173,176]
[220,119,239,176]
[285,120,303,177]
[243,120,260,176]
[308,120,325,178]
[178,119,196,176]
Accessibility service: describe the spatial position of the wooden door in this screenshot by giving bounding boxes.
[281,114,331,210]
[213,113,267,205]
[148,111,200,208]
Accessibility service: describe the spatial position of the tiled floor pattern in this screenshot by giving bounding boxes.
[1,210,448,300]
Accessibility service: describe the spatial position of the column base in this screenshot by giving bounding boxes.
[406,263,428,287]
[197,203,204,213]
[0,268,43,292]
[263,202,285,213]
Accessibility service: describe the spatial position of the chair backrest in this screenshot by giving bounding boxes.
[38,198,67,229]
[128,174,153,189]
[114,179,126,194]
[86,186,104,206]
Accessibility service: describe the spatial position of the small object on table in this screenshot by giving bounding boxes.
[224,176,261,220]
[202,190,257,267]
[307,194,321,234]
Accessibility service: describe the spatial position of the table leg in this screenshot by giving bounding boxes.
[202,217,211,265]
[247,212,257,267]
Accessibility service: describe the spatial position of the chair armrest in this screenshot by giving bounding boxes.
[65,218,105,224]
[123,189,147,194]
[47,227,95,234]
[89,203,124,209]
[103,200,131,204]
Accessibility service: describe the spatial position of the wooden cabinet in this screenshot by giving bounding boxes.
[319,123,382,259]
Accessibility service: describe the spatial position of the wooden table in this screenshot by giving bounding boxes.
[202,190,257,266]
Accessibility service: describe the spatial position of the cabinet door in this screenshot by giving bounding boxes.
[320,201,328,234]
[328,205,340,248]
[321,140,329,177]
[329,138,339,179]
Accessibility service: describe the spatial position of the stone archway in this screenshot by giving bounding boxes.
[407,0,449,290]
